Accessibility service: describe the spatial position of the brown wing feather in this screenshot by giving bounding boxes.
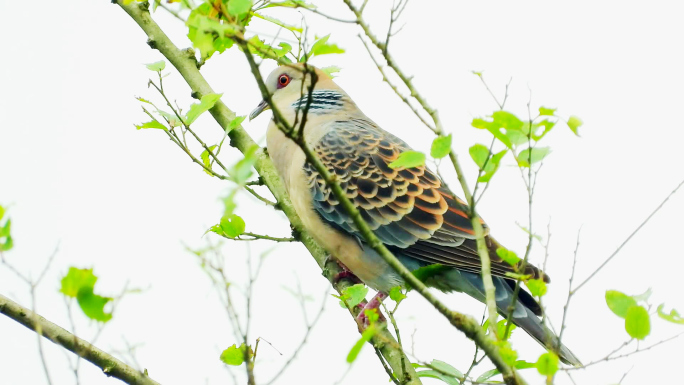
[305,118,549,283]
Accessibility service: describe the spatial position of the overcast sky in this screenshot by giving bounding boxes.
[1,1,683,385]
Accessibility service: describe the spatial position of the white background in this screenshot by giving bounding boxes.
[1,1,683,384]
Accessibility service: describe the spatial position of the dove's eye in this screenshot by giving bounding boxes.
[277,74,291,89]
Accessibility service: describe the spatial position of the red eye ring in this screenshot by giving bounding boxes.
[277,74,291,89]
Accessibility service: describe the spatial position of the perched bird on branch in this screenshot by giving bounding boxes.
[250,63,581,366]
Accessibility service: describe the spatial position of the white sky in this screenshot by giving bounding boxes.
[1,1,683,385]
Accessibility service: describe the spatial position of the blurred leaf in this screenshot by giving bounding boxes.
[346,325,375,363]
[304,34,345,60]
[567,115,583,136]
[625,305,650,340]
[0,205,5,221]
[340,284,368,308]
[496,247,521,266]
[476,360,536,382]
[531,119,556,141]
[253,12,302,32]
[145,60,165,72]
[321,65,341,78]
[538,106,556,116]
[417,370,460,385]
[536,352,559,376]
[632,287,652,302]
[389,286,406,304]
[605,290,637,318]
[429,360,463,379]
[478,149,507,183]
[471,118,512,149]
[245,36,292,63]
[656,304,684,325]
[60,267,112,322]
[431,134,452,159]
[219,214,245,238]
[516,147,550,167]
[389,151,425,169]
[526,279,547,297]
[231,144,258,184]
[200,145,218,176]
[263,0,315,9]
[496,320,516,340]
[364,308,380,324]
[76,287,112,322]
[504,129,528,147]
[227,115,246,132]
[60,268,98,298]
[220,343,253,366]
[492,111,523,131]
[496,340,518,365]
[469,144,490,169]
[227,0,252,16]
[135,119,167,131]
[186,4,238,60]
[185,93,223,125]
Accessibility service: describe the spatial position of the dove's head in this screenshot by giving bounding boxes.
[249,64,339,121]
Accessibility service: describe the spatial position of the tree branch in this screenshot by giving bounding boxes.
[0,294,159,385]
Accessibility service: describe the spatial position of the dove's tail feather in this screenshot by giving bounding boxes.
[430,268,582,367]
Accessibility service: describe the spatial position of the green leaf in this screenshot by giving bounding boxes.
[346,325,375,363]
[388,151,426,169]
[496,340,518,365]
[496,247,520,266]
[471,118,512,149]
[230,144,258,184]
[60,267,112,322]
[185,93,223,125]
[567,115,583,136]
[496,319,516,340]
[625,305,650,340]
[252,13,303,32]
[536,352,559,376]
[476,360,536,382]
[306,34,345,59]
[227,116,246,132]
[219,214,245,238]
[244,36,292,63]
[492,111,523,131]
[60,268,98,298]
[429,360,463,380]
[656,304,684,325]
[605,290,637,318]
[76,287,113,322]
[526,279,547,297]
[321,66,341,78]
[227,0,252,16]
[469,144,490,169]
[220,343,253,366]
[389,286,406,304]
[200,145,218,176]
[186,5,238,60]
[531,119,556,141]
[417,370,460,385]
[538,106,556,116]
[478,149,507,183]
[0,205,4,221]
[340,284,368,308]
[145,60,166,72]
[431,134,452,159]
[135,119,167,131]
[516,147,551,167]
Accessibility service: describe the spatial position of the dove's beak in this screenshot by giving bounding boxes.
[249,100,270,121]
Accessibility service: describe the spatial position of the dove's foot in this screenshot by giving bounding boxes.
[356,292,387,327]
[328,257,362,285]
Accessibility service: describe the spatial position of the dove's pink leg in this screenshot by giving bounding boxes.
[331,260,362,285]
[356,292,387,326]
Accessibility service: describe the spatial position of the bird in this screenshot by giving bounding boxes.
[249,63,581,366]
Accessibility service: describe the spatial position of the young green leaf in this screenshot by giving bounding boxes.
[389,286,406,304]
[526,279,547,297]
[496,247,521,266]
[531,119,556,141]
[478,149,507,183]
[567,115,583,136]
[346,325,375,363]
[340,284,368,308]
[536,352,559,376]
[145,60,166,72]
[656,304,684,325]
[200,145,218,176]
[538,106,556,116]
[252,13,303,33]
[227,0,252,16]
[185,93,223,125]
[321,65,341,78]
[227,116,246,132]
[135,120,167,131]
[416,370,460,385]
[471,117,513,148]
[431,134,452,159]
[605,290,637,318]
[476,360,537,382]
[496,319,516,340]
[230,144,259,184]
[468,144,490,169]
[309,34,345,57]
[516,147,551,167]
[219,214,245,238]
[0,205,5,221]
[429,360,464,379]
[625,305,650,339]
[76,287,113,322]
[496,340,518,365]
[60,268,98,298]
[220,343,253,366]
[388,151,426,169]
